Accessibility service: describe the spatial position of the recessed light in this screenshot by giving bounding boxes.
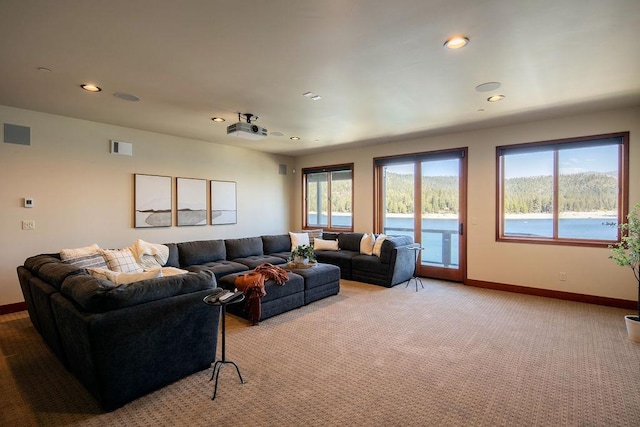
[81,84,102,92]
[114,92,140,102]
[487,94,505,102]
[270,131,284,136]
[290,136,301,141]
[36,67,52,72]
[211,117,226,122]
[311,95,322,101]
[444,36,469,49]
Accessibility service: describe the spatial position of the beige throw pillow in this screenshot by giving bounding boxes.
[372,234,387,257]
[360,233,376,255]
[289,232,310,251]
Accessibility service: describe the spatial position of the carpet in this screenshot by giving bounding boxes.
[1,279,639,426]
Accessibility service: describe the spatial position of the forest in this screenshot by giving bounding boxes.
[310,172,618,215]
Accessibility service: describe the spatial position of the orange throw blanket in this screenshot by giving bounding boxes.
[234,263,289,324]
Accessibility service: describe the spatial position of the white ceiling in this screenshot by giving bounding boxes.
[1,0,639,156]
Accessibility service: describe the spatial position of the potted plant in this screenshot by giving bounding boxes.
[290,244,316,266]
[609,202,640,343]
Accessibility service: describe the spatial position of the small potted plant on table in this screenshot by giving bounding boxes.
[609,202,640,343]
[290,244,316,266]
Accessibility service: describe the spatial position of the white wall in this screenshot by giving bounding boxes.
[293,106,640,301]
[0,105,294,305]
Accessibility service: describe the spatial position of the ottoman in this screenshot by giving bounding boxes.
[286,263,341,305]
[218,271,305,321]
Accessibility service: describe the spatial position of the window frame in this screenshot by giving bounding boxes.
[302,163,354,232]
[496,132,629,247]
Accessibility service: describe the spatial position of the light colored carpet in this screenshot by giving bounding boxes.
[1,279,639,426]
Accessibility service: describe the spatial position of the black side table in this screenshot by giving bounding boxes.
[203,292,246,400]
[406,246,425,292]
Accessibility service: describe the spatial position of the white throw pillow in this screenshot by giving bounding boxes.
[60,244,107,269]
[372,234,387,257]
[360,233,376,255]
[314,238,339,251]
[101,248,144,273]
[132,239,170,269]
[289,232,310,251]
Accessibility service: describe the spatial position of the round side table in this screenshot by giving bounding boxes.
[203,292,246,400]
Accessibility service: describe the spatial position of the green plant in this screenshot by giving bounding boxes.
[290,244,316,262]
[609,202,640,321]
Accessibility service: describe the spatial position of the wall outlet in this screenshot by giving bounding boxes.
[559,272,567,281]
[22,220,35,230]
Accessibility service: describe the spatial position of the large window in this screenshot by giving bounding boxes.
[497,132,629,245]
[303,164,353,231]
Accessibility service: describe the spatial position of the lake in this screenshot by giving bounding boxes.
[309,214,617,266]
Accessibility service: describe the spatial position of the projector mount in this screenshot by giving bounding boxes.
[238,113,258,124]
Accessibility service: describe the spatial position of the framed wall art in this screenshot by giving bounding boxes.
[134,174,172,228]
[176,177,207,226]
[210,180,237,225]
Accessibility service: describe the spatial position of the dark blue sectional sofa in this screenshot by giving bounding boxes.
[16,231,414,411]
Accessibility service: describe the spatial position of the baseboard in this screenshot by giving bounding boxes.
[0,302,26,315]
[465,279,636,310]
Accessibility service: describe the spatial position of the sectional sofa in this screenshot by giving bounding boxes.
[16,231,415,410]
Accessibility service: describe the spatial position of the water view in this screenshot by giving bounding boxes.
[309,214,617,267]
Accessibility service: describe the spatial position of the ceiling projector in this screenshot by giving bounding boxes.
[226,122,268,140]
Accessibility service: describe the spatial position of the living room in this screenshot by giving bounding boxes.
[1,0,639,424]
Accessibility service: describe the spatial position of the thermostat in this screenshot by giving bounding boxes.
[24,198,34,208]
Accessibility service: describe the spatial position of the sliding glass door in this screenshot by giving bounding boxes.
[375,148,467,282]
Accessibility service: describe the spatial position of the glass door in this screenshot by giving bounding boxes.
[376,149,466,282]
[418,157,464,281]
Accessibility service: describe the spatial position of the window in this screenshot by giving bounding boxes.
[497,132,629,245]
[303,164,353,231]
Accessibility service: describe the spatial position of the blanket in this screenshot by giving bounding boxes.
[234,263,289,324]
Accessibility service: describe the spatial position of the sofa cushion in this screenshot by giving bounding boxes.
[60,270,216,312]
[217,271,304,304]
[261,234,291,255]
[24,254,63,275]
[225,237,264,260]
[88,267,163,286]
[232,256,288,269]
[163,243,180,268]
[185,261,249,280]
[178,240,226,266]
[37,261,85,290]
[314,250,360,279]
[338,232,364,252]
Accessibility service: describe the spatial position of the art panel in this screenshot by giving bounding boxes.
[134,174,172,227]
[211,180,237,225]
[177,177,207,226]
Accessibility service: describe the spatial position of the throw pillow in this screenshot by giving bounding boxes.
[372,234,387,257]
[314,238,339,251]
[132,239,170,269]
[88,267,162,286]
[299,229,323,244]
[60,244,108,269]
[360,233,376,255]
[101,248,144,273]
[289,232,310,251]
